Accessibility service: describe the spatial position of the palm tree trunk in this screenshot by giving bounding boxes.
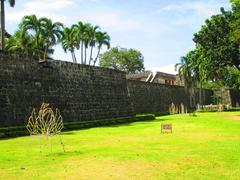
[73,50,77,63]
[94,45,101,66]
[84,43,87,65]
[36,33,41,61]
[70,51,74,62]
[43,44,48,61]
[192,88,196,107]
[0,0,5,50]
[200,80,203,108]
[71,50,77,63]
[89,45,93,65]
[73,51,77,63]
[80,41,83,64]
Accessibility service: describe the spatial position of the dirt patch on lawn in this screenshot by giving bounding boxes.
[229,115,240,120]
[46,158,176,180]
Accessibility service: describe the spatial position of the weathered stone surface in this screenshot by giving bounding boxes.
[127,80,213,114]
[229,89,240,107]
[0,54,134,127]
[0,53,238,127]
[214,88,240,107]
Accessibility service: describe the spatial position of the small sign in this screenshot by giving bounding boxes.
[161,124,172,133]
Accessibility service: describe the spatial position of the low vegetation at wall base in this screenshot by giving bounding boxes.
[0,115,155,138]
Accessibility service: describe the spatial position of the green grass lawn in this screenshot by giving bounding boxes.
[0,112,240,180]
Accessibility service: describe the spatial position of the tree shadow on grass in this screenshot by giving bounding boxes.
[0,117,171,140]
[53,150,84,157]
[61,132,75,135]
[96,118,170,128]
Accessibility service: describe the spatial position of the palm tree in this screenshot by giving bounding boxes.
[175,56,193,88]
[20,15,43,60]
[72,21,86,64]
[61,26,77,63]
[38,35,54,59]
[41,18,63,61]
[88,24,100,65]
[187,48,209,107]
[83,23,92,65]
[191,63,202,106]
[93,31,110,66]
[175,56,195,107]
[6,29,35,58]
[0,0,15,50]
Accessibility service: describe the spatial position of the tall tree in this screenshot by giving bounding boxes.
[61,26,77,63]
[176,1,240,91]
[0,0,15,50]
[175,56,193,90]
[175,56,196,106]
[72,21,86,64]
[99,47,145,73]
[193,7,240,71]
[230,0,240,45]
[186,49,208,106]
[82,23,91,65]
[41,18,63,61]
[20,15,43,60]
[88,25,100,65]
[6,29,35,58]
[94,31,110,66]
[20,15,62,61]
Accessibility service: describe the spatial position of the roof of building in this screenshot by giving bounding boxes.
[126,71,151,79]
[155,71,177,79]
[126,71,177,80]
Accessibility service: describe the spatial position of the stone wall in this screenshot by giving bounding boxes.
[214,88,240,107]
[229,89,240,107]
[0,54,238,128]
[127,80,213,114]
[0,54,134,127]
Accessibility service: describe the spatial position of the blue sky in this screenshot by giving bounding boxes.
[5,0,231,74]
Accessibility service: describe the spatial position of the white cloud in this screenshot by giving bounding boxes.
[79,11,142,32]
[6,0,74,23]
[6,1,143,31]
[157,1,230,24]
[7,11,67,22]
[24,0,74,11]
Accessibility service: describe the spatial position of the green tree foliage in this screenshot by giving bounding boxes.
[88,25,100,65]
[230,0,240,44]
[6,29,35,58]
[72,21,86,64]
[6,15,62,60]
[61,26,77,63]
[94,31,110,66]
[6,15,110,65]
[99,47,145,73]
[19,15,63,61]
[20,15,43,60]
[175,55,193,90]
[177,1,240,91]
[193,7,239,71]
[218,67,240,90]
[40,18,63,61]
[175,52,199,106]
[64,22,110,65]
[193,2,240,70]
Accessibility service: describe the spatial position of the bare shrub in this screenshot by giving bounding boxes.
[26,103,65,153]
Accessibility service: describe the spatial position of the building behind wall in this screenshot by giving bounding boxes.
[126,71,183,86]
